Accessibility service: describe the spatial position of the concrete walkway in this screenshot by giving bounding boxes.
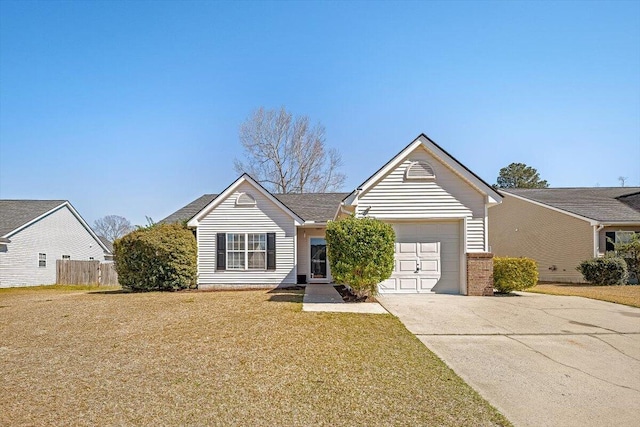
[302,284,387,314]
[378,292,640,427]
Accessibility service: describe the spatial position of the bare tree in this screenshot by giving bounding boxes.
[619,176,628,187]
[93,215,134,242]
[234,107,346,193]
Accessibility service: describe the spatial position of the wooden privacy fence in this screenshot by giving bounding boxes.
[56,260,119,286]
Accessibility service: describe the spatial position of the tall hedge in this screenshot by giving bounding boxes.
[493,257,538,293]
[325,216,395,297]
[113,223,197,292]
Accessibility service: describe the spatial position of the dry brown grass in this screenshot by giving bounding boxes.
[527,284,640,308]
[1,286,510,427]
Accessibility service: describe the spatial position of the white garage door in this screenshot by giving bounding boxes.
[379,222,461,294]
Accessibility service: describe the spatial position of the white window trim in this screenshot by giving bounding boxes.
[405,160,436,180]
[38,253,46,268]
[62,255,71,260]
[226,232,267,270]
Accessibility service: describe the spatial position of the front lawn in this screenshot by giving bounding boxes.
[526,283,640,308]
[0,286,510,426]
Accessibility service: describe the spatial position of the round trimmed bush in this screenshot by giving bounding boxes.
[113,223,197,292]
[577,257,628,286]
[325,216,395,298]
[493,257,539,293]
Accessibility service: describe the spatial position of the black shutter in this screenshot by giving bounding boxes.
[266,233,276,270]
[216,233,226,270]
[605,232,615,252]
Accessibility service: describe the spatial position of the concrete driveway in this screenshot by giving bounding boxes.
[377,292,640,427]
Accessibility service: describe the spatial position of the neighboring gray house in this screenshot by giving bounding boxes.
[489,188,640,283]
[163,134,502,295]
[0,200,111,287]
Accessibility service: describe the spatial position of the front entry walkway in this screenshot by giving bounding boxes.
[302,284,387,314]
[377,292,640,427]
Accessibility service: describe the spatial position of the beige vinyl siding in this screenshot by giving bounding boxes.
[197,181,296,286]
[488,194,594,283]
[599,226,640,255]
[356,146,486,251]
[0,206,107,287]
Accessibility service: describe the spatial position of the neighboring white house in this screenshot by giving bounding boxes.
[0,200,111,287]
[162,134,502,295]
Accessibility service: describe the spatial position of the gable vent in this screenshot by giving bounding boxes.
[405,161,435,180]
[236,192,256,206]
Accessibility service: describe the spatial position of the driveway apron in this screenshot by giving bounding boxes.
[377,292,640,427]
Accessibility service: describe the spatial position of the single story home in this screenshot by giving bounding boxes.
[0,200,112,287]
[488,188,640,283]
[163,134,502,295]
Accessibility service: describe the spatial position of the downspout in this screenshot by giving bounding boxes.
[593,224,604,257]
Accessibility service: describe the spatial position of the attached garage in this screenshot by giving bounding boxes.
[379,222,462,294]
[341,134,502,296]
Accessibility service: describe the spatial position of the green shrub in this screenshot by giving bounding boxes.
[493,257,539,293]
[113,223,197,292]
[326,216,395,298]
[577,257,628,286]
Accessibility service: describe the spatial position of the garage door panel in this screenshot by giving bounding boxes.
[379,222,461,295]
[420,243,438,253]
[398,243,416,253]
[399,278,418,291]
[420,260,439,273]
[399,260,417,272]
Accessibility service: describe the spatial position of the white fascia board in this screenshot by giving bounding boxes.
[599,222,640,227]
[6,201,111,253]
[5,202,67,238]
[354,135,501,204]
[65,202,113,253]
[357,138,424,196]
[503,191,599,226]
[187,174,304,227]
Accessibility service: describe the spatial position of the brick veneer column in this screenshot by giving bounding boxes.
[466,253,494,296]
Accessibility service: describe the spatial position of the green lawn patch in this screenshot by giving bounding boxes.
[0,287,510,426]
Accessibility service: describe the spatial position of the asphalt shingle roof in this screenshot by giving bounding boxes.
[161,194,218,224]
[504,188,640,223]
[0,200,67,237]
[161,192,350,224]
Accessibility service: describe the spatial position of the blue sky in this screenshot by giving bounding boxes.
[1,0,639,227]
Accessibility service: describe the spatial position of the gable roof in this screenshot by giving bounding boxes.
[0,200,67,236]
[187,174,305,227]
[161,194,218,224]
[346,133,502,204]
[0,199,111,253]
[162,192,349,225]
[503,187,640,223]
[274,193,350,222]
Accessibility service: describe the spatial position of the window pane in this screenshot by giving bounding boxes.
[228,252,245,269]
[248,233,266,250]
[248,252,266,269]
[227,233,245,251]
